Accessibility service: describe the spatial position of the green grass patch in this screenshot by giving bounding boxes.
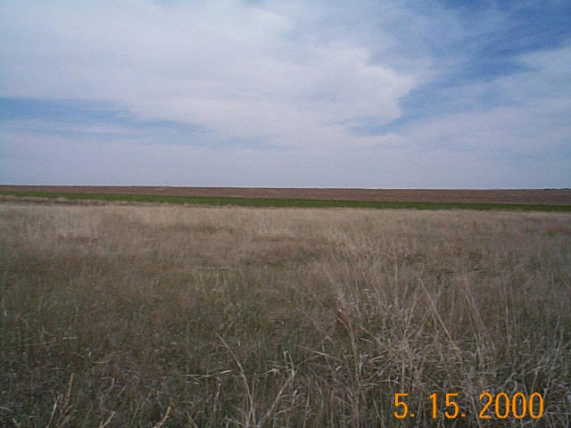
[1,190,571,212]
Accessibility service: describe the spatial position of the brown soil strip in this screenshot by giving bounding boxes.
[1,185,570,205]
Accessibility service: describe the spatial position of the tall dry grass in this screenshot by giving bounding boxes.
[1,203,570,427]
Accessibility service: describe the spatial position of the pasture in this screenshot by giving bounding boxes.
[1,202,570,426]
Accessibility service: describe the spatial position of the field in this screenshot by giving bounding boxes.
[1,201,570,426]
[1,186,571,213]
[2,185,571,205]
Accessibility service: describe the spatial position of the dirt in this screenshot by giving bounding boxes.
[1,185,570,205]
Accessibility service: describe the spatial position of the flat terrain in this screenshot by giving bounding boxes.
[1,202,570,427]
[2,185,571,205]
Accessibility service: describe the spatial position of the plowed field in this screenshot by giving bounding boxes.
[1,185,570,205]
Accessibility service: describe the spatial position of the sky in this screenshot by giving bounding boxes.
[1,0,570,188]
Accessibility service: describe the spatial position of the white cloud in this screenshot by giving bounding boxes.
[0,0,418,148]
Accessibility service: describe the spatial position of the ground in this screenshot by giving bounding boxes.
[1,201,570,426]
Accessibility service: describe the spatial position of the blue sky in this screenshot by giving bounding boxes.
[1,0,570,188]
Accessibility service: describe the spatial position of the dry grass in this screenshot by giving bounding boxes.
[1,203,570,427]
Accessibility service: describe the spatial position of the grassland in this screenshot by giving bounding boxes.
[1,202,570,426]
